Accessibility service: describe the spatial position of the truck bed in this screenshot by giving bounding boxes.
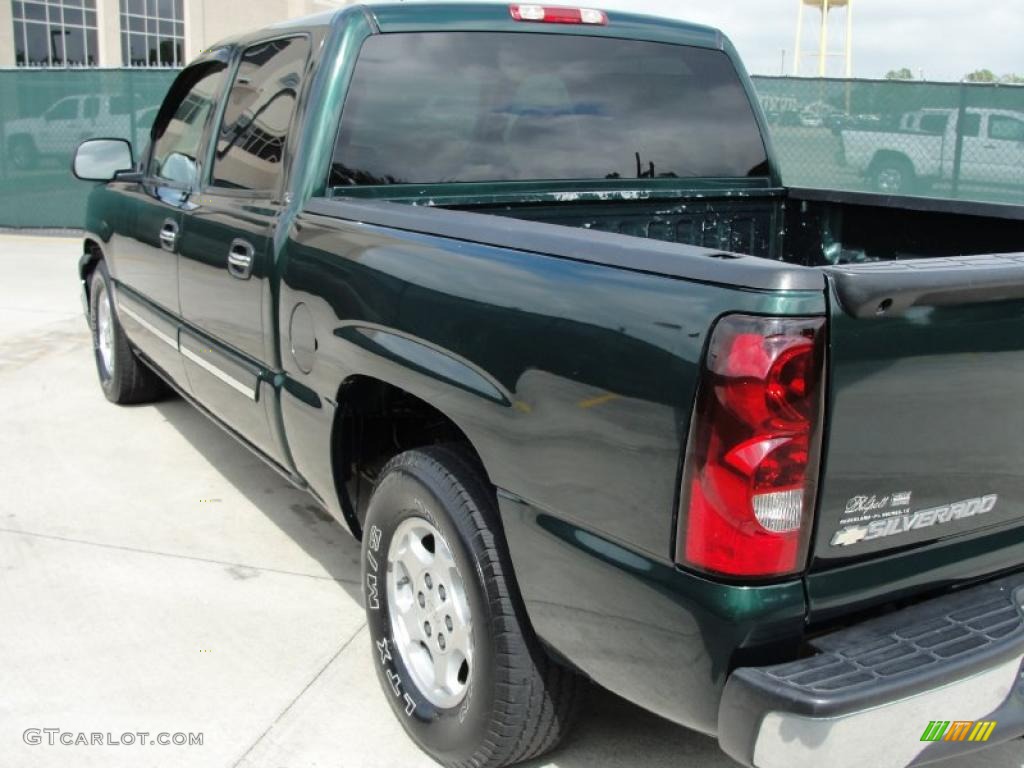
[448,186,1024,267]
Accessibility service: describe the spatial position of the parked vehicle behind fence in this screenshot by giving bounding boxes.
[841,106,1024,193]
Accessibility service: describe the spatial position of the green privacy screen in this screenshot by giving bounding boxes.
[0,70,1022,228]
[0,69,176,228]
[754,76,1024,205]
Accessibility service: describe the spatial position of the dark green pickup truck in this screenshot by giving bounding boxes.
[73,4,1024,767]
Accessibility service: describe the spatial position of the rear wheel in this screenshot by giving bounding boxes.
[870,156,917,194]
[362,445,583,768]
[89,261,165,404]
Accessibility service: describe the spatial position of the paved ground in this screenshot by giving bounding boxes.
[0,235,1020,768]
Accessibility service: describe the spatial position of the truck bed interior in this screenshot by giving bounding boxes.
[452,188,1024,267]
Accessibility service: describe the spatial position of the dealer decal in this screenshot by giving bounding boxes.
[829,493,998,547]
[921,720,998,743]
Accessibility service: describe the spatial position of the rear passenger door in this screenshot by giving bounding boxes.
[176,36,310,462]
[956,112,987,183]
[984,113,1024,187]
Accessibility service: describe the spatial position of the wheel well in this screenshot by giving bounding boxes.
[331,375,488,536]
[869,150,914,175]
[80,240,104,309]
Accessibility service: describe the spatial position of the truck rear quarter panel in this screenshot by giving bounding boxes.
[276,207,824,729]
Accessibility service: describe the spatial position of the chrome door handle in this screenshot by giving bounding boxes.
[159,219,179,252]
[227,239,255,280]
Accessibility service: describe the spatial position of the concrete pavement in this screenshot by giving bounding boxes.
[0,235,1020,768]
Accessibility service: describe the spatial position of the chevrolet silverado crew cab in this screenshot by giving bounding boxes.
[73,4,1024,767]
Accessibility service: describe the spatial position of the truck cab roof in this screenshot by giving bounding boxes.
[256,2,725,50]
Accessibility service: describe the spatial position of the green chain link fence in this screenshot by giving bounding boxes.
[1,70,1022,228]
[754,76,1024,205]
[0,69,176,228]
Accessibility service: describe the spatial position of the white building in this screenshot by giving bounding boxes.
[0,0,354,68]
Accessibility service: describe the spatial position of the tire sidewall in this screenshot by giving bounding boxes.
[89,265,117,399]
[873,161,914,194]
[362,460,497,763]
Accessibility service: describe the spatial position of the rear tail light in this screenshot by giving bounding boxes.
[509,4,608,25]
[676,315,826,578]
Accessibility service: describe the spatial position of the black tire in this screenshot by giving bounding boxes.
[8,135,38,170]
[361,446,583,768]
[870,155,917,194]
[89,261,165,405]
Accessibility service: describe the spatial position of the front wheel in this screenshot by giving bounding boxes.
[89,261,166,404]
[361,446,583,768]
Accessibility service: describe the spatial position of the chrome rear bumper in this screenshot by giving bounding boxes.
[719,576,1024,768]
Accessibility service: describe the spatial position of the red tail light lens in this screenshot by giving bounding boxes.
[509,5,608,24]
[677,315,826,578]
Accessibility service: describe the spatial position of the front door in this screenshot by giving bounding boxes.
[177,36,310,463]
[112,61,229,390]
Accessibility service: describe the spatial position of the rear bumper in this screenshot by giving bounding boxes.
[719,574,1024,768]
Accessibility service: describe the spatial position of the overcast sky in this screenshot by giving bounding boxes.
[399,1,1023,82]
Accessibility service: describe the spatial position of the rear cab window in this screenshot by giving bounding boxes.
[330,32,769,187]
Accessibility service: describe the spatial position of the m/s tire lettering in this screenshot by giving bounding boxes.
[365,525,382,609]
[366,573,379,611]
[368,524,417,718]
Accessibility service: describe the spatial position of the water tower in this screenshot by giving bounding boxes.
[793,0,854,77]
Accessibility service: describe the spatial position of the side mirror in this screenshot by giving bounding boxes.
[159,151,198,186]
[73,138,134,182]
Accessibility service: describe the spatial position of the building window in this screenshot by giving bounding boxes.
[120,0,183,67]
[12,1,100,67]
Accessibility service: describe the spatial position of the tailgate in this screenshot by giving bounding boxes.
[809,255,1024,615]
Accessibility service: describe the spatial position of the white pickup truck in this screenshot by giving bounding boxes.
[5,94,157,170]
[841,107,1024,194]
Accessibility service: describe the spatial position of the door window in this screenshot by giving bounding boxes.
[919,114,948,135]
[210,37,309,192]
[959,113,982,138]
[989,115,1024,142]
[149,62,227,186]
[46,98,79,121]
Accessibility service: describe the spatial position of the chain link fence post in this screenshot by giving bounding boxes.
[950,82,969,198]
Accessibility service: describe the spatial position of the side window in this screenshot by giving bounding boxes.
[919,114,947,135]
[149,63,227,187]
[211,37,309,192]
[959,113,982,138]
[109,95,132,116]
[989,115,1024,142]
[47,98,79,121]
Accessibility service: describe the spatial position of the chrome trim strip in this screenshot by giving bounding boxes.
[118,303,177,350]
[750,654,1024,768]
[180,345,257,401]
